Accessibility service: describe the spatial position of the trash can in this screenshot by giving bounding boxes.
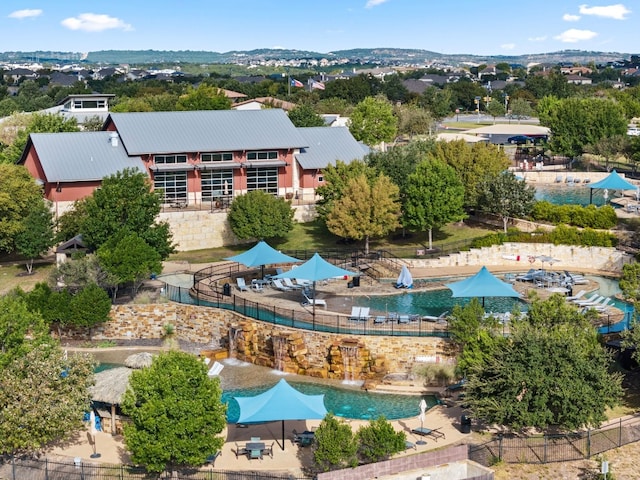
[460,415,471,434]
[347,281,354,289]
[352,276,360,287]
[223,283,231,296]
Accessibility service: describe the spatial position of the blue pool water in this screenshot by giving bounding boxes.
[535,184,612,207]
[223,379,437,422]
[354,287,527,317]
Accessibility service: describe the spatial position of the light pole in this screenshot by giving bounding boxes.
[505,95,510,122]
[474,96,481,123]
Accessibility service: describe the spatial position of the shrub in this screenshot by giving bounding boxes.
[313,414,358,472]
[531,201,617,229]
[356,416,406,463]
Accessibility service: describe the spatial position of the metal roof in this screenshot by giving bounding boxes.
[295,127,368,170]
[28,131,145,182]
[108,109,308,155]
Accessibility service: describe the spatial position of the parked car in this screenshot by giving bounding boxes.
[627,127,640,136]
[507,135,535,144]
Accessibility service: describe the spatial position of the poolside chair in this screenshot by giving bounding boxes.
[422,311,449,323]
[234,442,248,458]
[295,279,312,288]
[302,292,327,309]
[575,295,604,307]
[282,277,302,290]
[251,280,264,293]
[236,278,249,292]
[348,306,362,321]
[374,315,387,324]
[565,289,586,301]
[205,451,221,466]
[398,315,410,324]
[272,279,292,292]
[572,293,598,305]
[585,297,612,312]
[555,174,563,183]
[359,307,371,321]
[411,427,446,442]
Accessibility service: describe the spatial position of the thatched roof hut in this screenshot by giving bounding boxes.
[90,352,155,433]
[124,352,155,369]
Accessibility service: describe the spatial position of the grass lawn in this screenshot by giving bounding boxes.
[0,261,54,295]
[168,220,497,264]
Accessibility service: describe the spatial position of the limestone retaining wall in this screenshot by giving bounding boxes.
[64,303,451,378]
[160,203,316,251]
[409,243,632,273]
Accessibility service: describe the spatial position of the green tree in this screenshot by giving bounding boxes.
[348,96,398,147]
[419,86,453,121]
[583,135,629,171]
[50,253,116,295]
[121,351,227,473]
[0,113,79,164]
[394,104,435,138]
[80,168,174,259]
[427,140,510,208]
[14,199,55,274]
[326,173,401,254]
[315,160,376,221]
[0,164,45,253]
[313,413,358,472]
[228,190,295,240]
[0,293,50,369]
[97,233,162,301]
[448,299,508,375]
[356,416,406,464]
[68,283,112,332]
[466,307,622,431]
[486,99,506,121]
[509,97,534,122]
[477,172,536,232]
[288,103,325,127]
[0,343,95,455]
[176,84,232,111]
[619,262,640,304]
[404,159,465,249]
[541,97,627,158]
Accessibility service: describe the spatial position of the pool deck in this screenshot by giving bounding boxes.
[47,402,468,476]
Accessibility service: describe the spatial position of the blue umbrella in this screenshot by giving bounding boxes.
[224,241,301,278]
[274,253,357,321]
[445,266,520,307]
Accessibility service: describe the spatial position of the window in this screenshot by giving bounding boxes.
[246,167,278,194]
[201,152,233,162]
[72,99,106,109]
[201,170,233,201]
[247,151,278,161]
[154,171,187,201]
[155,154,187,164]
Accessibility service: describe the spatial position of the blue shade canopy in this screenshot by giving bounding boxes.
[235,379,327,424]
[273,253,357,282]
[445,266,520,299]
[589,170,636,191]
[224,241,301,268]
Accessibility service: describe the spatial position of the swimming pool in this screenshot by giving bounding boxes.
[353,288,527,317]
[95,356,438,421]
[535,184,612,207]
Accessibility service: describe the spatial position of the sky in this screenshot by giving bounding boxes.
[2,1,637,56]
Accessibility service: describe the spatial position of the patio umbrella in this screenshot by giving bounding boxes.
[536,255,559,272]
[417,399,428,445]
[273,253,357,324]
[89,410,100,458]
[395,265,413,289]
[235,379,327,450]
[445,266,520,307]
[224,241,302,279]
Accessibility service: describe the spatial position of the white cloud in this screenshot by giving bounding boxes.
[578,4,631,20]
[501,43,516,50]
[563,13,581,21]
[8,9,43,19]
[528,35,548,41]
[365,0,389,8]
[554,28,598,42]
[61,13,133,32]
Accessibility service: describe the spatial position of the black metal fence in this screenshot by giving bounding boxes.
[0,457,310,480]
[468,415,640,466]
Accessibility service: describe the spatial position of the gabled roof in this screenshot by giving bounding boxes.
[232,97,297,111]
[295,127,368,170]
[107,109,308,155]
[22,131,145,182]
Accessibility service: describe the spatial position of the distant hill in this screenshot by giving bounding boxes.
[0,48,632,67]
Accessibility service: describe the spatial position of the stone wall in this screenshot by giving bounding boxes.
[66,304,451,379]
[409,243,632,273]
[159,203,316,251]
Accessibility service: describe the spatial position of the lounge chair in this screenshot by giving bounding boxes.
[272,279,292,291]
[348,306,362,321]
[423,311,449,322]
[411,427,446,442]
[576,295,604,307]
[283,277,302,290]
[360,307,371,321]
[302,292,326,309]
[374,315,387,324]
[251,280,264,293]
[398,315,410,324]
[585,297,612,311]
[295,279,312,288]
[572,293,598,305]
[236,278,249,292]
[565,289,586,301]
[555,175,563,183]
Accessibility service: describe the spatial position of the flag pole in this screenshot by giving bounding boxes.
[286,68,291,97]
